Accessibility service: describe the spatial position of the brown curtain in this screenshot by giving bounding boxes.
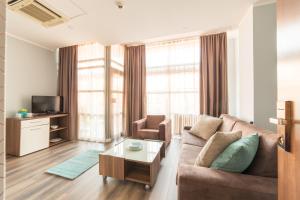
[58,45,78,141]
[123,45,147,137]
[200,32,228,117]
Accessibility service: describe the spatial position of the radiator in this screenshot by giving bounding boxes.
[172,114,200,135]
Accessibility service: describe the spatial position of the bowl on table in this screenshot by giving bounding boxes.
[128,142,143,151]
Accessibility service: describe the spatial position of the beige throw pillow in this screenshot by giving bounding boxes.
[190,115,223,140]
[194,131,242,167]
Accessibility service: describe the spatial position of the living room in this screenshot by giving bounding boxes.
[1,0,300,200]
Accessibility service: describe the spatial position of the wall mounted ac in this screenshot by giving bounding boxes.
[7,0,68,27]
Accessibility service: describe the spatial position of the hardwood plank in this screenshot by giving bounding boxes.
[6,139,180,200]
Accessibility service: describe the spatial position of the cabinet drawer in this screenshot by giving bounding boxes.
[20,125,49,156]
[21,118,50,128]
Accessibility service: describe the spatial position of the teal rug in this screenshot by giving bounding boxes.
[46,149,102,180]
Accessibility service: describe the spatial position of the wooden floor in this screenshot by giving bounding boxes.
[6,138,181,200]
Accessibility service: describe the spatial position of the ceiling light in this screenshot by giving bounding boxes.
[115,0,125,9]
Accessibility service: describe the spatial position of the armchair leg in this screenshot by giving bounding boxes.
[160,142,166,159]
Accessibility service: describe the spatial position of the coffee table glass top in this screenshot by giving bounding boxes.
[100,139,163,163]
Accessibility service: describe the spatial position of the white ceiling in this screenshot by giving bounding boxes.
[6,0,259,50]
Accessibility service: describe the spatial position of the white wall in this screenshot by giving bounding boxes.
[227,37,238,116]
[6,36,57,117]
[253,3,277,130]
[238,7,254,122]
[237,3,277,130]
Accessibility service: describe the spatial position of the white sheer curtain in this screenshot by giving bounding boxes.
[78,43,106,142]
[110,45,124,139]
[146,38,200,134]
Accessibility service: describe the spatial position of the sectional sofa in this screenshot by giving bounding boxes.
[177,114,280,200]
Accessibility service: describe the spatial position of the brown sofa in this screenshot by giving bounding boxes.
[132,115,172,146]
[177,114,280,200]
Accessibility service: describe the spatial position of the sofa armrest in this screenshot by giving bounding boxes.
[132,118,146,138]
[177,164,277,200]
[159,119,172,145]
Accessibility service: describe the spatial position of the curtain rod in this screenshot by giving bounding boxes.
[145,37,199,48]
[126,26,233,47]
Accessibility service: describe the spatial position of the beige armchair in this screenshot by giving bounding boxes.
[132,115,172,146]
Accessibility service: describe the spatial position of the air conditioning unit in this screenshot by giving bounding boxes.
[8,0,68,27]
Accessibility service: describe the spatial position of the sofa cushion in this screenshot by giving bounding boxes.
[138,129,159,140]
[232,121,280,178]
[177,164,277,200]
[211,134,259,173]
[190,115,223,140]
[218,114,240,132]
[179,144,203,166]
[146,115,165,129]
[194,131,242,167]
[181,131,207,147]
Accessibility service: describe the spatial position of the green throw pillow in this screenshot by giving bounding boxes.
[210,134,259,173]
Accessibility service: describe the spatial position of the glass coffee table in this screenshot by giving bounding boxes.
[99,138,164,189]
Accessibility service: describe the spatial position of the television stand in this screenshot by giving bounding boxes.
[6,113,69,156]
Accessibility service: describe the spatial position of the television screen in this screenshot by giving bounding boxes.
[32,96,63,114]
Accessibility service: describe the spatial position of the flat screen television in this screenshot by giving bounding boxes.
[32,96,63,114]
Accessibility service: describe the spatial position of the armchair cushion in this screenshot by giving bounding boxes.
[138,129,159,140]
[146,115,165,129]
[132,115,171,146]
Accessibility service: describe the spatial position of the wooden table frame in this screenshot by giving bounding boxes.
[99,142,164,189]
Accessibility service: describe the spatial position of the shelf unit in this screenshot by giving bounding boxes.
[6,113,69,156]
[50,127,67,132]
[125,161,151,184]
[49,114,69,147]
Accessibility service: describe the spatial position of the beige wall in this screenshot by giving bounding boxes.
[0,0,5,198]
[6,36,57,117]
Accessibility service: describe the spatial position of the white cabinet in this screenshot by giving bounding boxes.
[6,114,69,156]
[19,121,50,156]
[21,118,49,128]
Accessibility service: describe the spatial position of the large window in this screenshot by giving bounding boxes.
[110,45,124,138]
[146,38,200,134]
[78,43,106,142]
[77,43,124,142]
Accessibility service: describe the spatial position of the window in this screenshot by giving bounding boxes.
[146,38,200,134]
[78,43,105,142]
[110,45,124,138]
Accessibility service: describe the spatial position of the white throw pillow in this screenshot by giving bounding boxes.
[190,115,223,140]
[194,131,242,167]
